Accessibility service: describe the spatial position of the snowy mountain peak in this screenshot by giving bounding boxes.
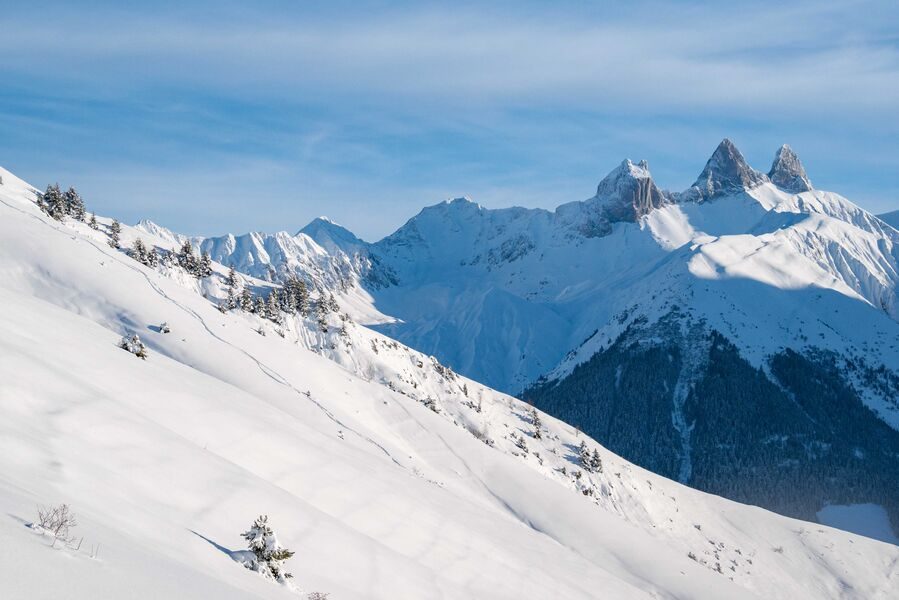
[298,216,364,251]
[590,158,666,223]
[133,219,187,245]
[448,196,477,205]
[688,138,769,200]
[768,144,813,193]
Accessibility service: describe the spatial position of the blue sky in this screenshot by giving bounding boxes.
[2,0,898,240]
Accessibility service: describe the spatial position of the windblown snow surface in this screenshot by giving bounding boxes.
[1,166,898,599]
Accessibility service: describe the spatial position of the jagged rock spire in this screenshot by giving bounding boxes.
[593,159,666,223]
[768,144,813,193]
[690,138,768,200]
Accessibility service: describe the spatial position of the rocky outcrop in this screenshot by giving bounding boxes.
[768,144,813,193]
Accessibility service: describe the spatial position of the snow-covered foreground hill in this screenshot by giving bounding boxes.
[2,171,899,598]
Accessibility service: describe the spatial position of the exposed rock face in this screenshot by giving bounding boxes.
[688,138,769,200]
[768,144,813,193]
[592,159,667,223]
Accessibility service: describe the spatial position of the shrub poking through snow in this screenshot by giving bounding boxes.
[241,515,295,582]
[35,503,77,543]
[120,334,148,359]
[159,322,171,334]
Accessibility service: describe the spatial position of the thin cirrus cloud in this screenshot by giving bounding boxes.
[0,1,898,239]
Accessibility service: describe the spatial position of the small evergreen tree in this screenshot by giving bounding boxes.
[43,184,66,221]
[529,406,542,439]
[590,449,603,474]
[88,213,99,230]
[225,266,239,310]
[177,240,198,275]
[266,291,280,322]
[109,219,122,249]
[146,246,159,268]
[578,441,592,471]
[295,279,310,316]
[130,238,148,264]
[197,252,213,278]
[312,300,328,331]
[241,515,294,582]
[255,295,266,316]
[64,186,86,221]
[240,287,255,312]
[119,334,148,359]
[326,292,339,313]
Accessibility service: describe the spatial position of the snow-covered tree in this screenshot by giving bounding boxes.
[130,238,149,264]
[529,406,542,439]
[590,449,603,474]
[240,287,255,312]
[578,441,592,471]
[177,240,198,275]
[326,292,339,313]
[197,252,213,278]
[577,441,602,474]
[225,266,239,311]
[119,334,148,359]
[312,300,328,331]
[88,213,99,230]
[109,219,122,249]
[265,291,280,322]
[241,515,294,582]
[42,184,66,221]
[64,186,86,221]
[146,246,159,268]
[254,295,266,316]
[295,279,310,316]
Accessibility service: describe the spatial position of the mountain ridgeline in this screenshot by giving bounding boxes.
[136,139,899,537]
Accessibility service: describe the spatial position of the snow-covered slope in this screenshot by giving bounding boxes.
[161,141,899,542]
[3,166,899,598]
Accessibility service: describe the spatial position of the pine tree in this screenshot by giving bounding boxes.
[88,213,99,230]
[225,266,239,310]
[130,238,148,264]
[197,252,213,278]
[63,187,86,221]
[295,279,310,316]
[43,184,66,221]
[146,247,159,268]
[255,295,266,316]
[327,292,339,313]
[109,219,122,249]
[177,240,198,275]
[590,449,603,474]
[241,515,294,582]
[240,287,255,312]
[578,441,592,472]
[266,291,280,322]
[312,301,328,332]
[529,406,542,439]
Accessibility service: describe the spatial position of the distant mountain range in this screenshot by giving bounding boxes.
[3,160,898,598]
[136,139,899,538]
